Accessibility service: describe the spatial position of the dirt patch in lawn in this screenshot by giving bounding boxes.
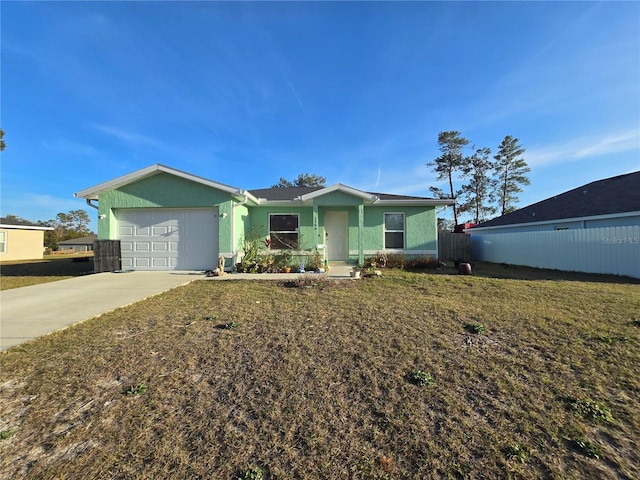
[1,271,639,479]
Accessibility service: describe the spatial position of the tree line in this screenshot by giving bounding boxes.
[427,131,530,227]
[3,210,94,250]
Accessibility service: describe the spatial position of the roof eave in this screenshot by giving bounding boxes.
[74,164,242,200]
[374,199,455,206]
[298,183,378,202]
[0,224,54,231]
[471,210,640,231]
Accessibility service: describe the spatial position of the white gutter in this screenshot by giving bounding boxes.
[0,224,54,231]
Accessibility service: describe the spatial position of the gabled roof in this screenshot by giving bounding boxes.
[57,235,98,245]
[0,217,54,231]
[473,170,640,229]
[249,184,454,206]
[75,164,453,207]
[74,164,248,201]
[249,186,323,201]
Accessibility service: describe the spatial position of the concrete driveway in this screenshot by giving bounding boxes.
[0,271,203,351]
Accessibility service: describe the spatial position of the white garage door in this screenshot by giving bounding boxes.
[117,208,218,270]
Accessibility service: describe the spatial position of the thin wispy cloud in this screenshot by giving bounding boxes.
[93,125,165,149]
[285,78,305,112]
[527,128,640,167]
[42,139,99,157]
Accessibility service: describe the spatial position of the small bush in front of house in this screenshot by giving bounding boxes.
[404,256,441,271]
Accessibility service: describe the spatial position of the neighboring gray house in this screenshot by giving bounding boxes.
[57,235,97,253]
[471,170,640,234]
[470,171,640,279]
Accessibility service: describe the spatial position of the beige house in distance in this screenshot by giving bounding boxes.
[0,217,53,261]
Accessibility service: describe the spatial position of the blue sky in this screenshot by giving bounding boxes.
[1,1,638,231]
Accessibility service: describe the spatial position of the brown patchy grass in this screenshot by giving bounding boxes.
[1,270,639,479]
[0,254,94,290]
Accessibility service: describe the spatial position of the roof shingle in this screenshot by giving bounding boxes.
[474,171,640,228]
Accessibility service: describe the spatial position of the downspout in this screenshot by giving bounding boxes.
[231,191,250,268]
[85,199,99,210]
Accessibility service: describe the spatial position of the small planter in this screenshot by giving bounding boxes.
[458,263,472,275]
[350,270,361,278]
[283,267,292,274]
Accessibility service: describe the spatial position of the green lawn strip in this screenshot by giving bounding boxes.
[1,271,638,479]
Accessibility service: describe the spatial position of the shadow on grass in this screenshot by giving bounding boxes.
[428,261,640,285]
[0,255,95,277]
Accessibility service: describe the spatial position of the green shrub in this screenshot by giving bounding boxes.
[568,397,613,423]
[125,383,147,397]
[407,370,435,386]
[404,256,441,271]
[0,429,15,441]
[465,323,485,334]
[572,437,602,459]
[503,443,527,463]
[237,467,264,480]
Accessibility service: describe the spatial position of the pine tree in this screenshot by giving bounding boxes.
[459,147,497,223]
[427,131,470,226]
[272,173,326,188]
[494,135,530,215]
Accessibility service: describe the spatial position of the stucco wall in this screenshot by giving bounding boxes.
[97,173,235,255]
[245,204,437,260]
[363,205,437,253]
[0,228,45,261]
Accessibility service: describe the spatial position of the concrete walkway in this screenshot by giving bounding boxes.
[0,265,356,351]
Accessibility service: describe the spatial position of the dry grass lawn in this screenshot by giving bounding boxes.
[1,266,639,479]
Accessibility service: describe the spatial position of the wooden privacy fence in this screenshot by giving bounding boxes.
[93,240,122,273]
[438,232,472,262]
[470,225,640,279]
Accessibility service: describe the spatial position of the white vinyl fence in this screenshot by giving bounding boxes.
[471,225,640,279]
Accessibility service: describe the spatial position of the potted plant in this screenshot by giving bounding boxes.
[350,266,361,278]
[274,251,293,273]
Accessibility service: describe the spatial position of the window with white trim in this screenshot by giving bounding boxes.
[0,231,6,253]
[384,213,405,249]
[269,214,299,249]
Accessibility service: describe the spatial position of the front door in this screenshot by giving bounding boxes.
[324,211,348,261]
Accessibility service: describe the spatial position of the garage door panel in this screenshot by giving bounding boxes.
[152,257,168,267]
[152,242,168,251]
[133,242,150,252]
[134,257,150,268]
[116,208,218,270]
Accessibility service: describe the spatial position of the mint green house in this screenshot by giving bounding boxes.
[75,164,453,271]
